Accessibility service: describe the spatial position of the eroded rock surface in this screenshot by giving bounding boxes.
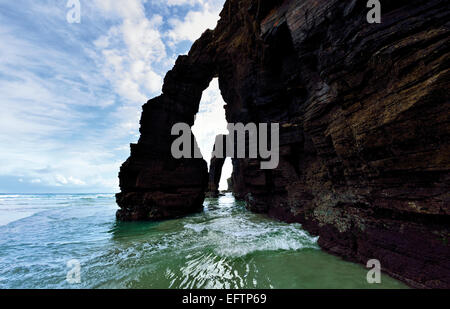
[118,0,450,288]
[206,156,226,198]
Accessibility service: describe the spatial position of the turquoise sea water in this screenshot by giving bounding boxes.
[0,193,408,289]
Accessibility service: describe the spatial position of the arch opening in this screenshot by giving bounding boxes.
[191,78,232,196]
[219,158,232,191]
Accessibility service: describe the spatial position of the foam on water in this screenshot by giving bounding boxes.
[184,219,319,257]
[0,193,408,289]
[0,194,115,226]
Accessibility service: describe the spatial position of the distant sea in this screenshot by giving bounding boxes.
[0,193,408,288]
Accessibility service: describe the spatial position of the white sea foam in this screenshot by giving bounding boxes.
[184,217,319,257]
[0,194,115,226]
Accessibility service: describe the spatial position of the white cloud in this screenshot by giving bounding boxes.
[92,0,145,19]
[166,0,204,6]
[0,0,228,193]
[167,2,222,44]
[92,2,165,109]
[55,175,86,186]
[0,27,124,192]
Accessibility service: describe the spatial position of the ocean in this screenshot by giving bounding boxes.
[0,193,407,289]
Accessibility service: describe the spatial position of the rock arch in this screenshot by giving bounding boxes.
[117,0,450,288]
[116,30,218,221]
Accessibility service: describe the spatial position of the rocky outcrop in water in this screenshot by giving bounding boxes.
[118,0,450,288]
[206,156,226,198]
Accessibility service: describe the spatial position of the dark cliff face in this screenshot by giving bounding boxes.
[117,0,450,288]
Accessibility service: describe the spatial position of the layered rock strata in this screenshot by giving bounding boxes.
[117,0,450,288]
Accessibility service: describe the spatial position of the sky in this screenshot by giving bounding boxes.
[0,0,232,193]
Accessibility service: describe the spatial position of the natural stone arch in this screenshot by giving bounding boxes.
[116,31,219,221]
[116,0,450,288]
[115,1,273,221]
